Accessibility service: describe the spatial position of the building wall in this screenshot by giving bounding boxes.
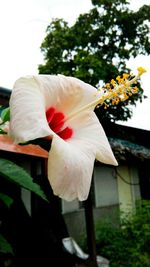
[117,164,141,216]
[63,204,119,243]
[94,165,119,207]
[62,163,141,241]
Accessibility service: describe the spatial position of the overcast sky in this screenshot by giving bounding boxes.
[0,0,150,130]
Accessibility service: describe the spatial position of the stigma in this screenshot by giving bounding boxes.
[46,107,73,140]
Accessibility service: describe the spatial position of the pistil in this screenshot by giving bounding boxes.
[65,67,146,122]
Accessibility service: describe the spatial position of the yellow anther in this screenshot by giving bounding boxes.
[116,76,121,81]
[123,73,129,79]
[137,67,146,75]
[132,86,139,93]
[110,79,116,86]
[116,98,120,104]
[105,83,110,88]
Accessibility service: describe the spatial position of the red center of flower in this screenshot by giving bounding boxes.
[46,107,73,140]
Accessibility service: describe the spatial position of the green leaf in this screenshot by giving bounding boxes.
[0,234,13,254]
[0,193,13,207]
[1,107,10,123]
[0,128,7,134]
[0,158,48,202]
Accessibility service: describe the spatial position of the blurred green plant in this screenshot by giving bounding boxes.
[81,200,150,267]
[0,107,10,134]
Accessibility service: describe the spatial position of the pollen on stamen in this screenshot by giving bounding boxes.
[63,67,146,123]
[96,67,146,108]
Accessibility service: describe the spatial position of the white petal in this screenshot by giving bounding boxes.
[48,135,95,201]
[9,74,98,143]
[66,111,118,166]
[9,76,53,143]
[34,74,98,115]
[48,112,117,201]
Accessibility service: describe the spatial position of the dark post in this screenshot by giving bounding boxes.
[84,174,98,267]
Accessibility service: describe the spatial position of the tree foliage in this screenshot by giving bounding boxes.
[39,0,150,123]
